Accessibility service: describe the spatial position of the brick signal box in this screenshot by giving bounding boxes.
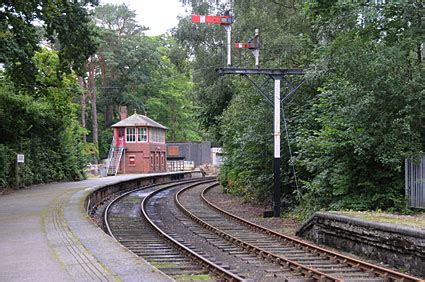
[109,106,167,174]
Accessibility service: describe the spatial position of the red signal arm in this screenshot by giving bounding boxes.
[191,15,234,25]
[234,42,257,49]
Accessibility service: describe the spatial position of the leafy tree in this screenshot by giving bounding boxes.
[91,4,202,159]
[176,0,425,218]
[0,49,86,189]
[146,36,202,142]
[295,2,425,215]
[0,0,98,89]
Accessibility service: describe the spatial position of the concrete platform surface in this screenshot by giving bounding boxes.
[0,175,173,281]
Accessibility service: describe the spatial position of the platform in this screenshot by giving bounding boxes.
[297,211,425,277]
[0,174,173,281]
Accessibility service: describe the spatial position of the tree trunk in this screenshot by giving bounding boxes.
[77,76,87,143]
[88,57,98,163]
[106,104,114,125]
[99,55,114,126]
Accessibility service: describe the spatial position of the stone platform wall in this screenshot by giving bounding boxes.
[296,212,425,277]
[85,172,192,215]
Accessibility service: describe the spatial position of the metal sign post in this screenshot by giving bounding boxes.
[235,29,260,67]
[193,11,305,217]
[225,25,232,66]
[16,154,24,189]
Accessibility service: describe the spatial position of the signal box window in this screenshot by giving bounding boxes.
[150,128,165,143]
[126,127,136,142]
[138,127,147,142]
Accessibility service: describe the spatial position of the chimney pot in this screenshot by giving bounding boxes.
[119,106,128,120]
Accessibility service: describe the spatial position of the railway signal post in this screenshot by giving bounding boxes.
[191,13,234,66]
[194,17,306,216]
[234,28,260,67]
[218,67,305,217]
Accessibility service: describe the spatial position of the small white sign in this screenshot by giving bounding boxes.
[17,154,25,163]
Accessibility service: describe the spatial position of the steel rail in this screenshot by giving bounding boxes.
[202,183,424,282]
[141,180,244,282]
[103,177,212,237]
[176,183,341,282]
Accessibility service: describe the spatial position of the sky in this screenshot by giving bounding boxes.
[101,0,189,36]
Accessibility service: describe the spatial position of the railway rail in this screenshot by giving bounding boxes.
[177,182,423,282]
[104,177,423,281]
[104,178,242,281]
[200,183,422,281]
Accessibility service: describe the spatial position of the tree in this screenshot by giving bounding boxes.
[90,4,203,159]
[176,1,425,217]
[146,36,202,142]
[0,49,86,189]
[0,0,98,89]
[0,1,98,189]
[294,2,425,215]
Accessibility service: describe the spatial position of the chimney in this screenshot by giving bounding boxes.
[119,106,128,120]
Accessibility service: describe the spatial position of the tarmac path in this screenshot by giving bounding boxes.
[0,175,172,282]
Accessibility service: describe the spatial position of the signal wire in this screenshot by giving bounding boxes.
[282,107,301,198]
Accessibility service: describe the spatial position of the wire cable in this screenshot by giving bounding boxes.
[282,107,301,198]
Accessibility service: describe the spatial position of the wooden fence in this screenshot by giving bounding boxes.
[167,161,195,172]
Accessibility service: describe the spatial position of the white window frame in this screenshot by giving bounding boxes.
[150,128,165,144]
[126,127,136,143]
[137,127,147,142]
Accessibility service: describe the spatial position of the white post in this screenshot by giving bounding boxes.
[273,78,281,217]
[254,49,259,68]
[274,79,280,159]
[225,25,232,66]
[254,28,259,67]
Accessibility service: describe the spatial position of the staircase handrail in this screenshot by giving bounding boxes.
[106,136,115,174]
[113,147,124,176]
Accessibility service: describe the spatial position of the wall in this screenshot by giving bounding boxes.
[85,172,192,216]
[118,142,167,173]
[166,141,212,167]
[297,212,425,277]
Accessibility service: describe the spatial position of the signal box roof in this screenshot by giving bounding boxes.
[112,113,167,129]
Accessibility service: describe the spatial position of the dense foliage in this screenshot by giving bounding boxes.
[1,0,98,88]
[0,50,86,188]
[0,2,204,189]
[176,0,424,217]
[0,1,97,189]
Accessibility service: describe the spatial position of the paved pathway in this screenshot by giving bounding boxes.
[0,175,172,281]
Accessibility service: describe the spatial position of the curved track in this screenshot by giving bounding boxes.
[104,178,242,281]
[105,178,423,281]
[177,182,423,282]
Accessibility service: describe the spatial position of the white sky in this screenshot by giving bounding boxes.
[100,0,189,36]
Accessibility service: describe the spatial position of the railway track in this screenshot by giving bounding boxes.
[104,177,423,281]
[104,178,242,281]
[177,182,423,282]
